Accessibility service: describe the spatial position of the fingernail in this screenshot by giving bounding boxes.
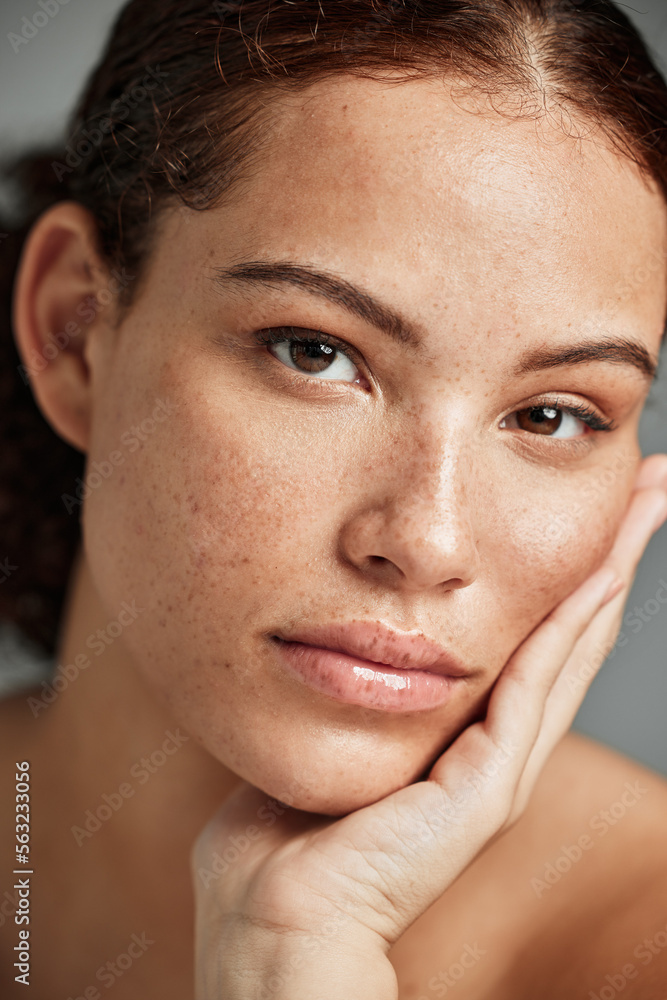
[652,493,667,533]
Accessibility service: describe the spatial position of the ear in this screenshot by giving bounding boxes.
[12,201,115,453]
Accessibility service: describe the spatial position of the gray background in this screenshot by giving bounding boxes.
[0,0,666,772]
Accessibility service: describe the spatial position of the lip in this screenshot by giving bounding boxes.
[270,621,471,713]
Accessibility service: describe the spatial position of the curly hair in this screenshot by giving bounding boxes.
[1,0,667,654]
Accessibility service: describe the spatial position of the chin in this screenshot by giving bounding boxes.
[236,738,448,818]
[263,781,405,818]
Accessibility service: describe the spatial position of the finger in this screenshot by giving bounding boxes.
[303,566,616,929]
[509,485,667,810]
[349,488,666,931]
[478,563,622,763]
[466,485,666,812]
[633,453,667,492]
[192,479,667,957]
[413,496,653,842]
[553,484,667,709]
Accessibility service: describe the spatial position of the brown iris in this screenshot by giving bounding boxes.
[516,405,562,435]
[290,341,336,373]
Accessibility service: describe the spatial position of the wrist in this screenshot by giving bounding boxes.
[196,917,397,1000]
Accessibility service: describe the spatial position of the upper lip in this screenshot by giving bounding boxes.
[273,621,471,678]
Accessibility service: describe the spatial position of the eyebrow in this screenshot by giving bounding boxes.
[211,259,424,347]
[514,337,659,383]
[211,258,660,381]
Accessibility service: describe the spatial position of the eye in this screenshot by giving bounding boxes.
[501,401,615,439]
[255,327,364,384]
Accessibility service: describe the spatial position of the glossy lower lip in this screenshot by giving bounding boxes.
[272,639,463,712]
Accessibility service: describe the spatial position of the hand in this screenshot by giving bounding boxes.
[191,455,667,1000]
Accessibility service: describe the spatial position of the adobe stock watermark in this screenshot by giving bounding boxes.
[197,793,296,889]
[624,579,667,635]
[169,157,243,228]
[588,918,667,1000]
[26,600,144,717]
[243,910,350,1000]
[61,397,177,514]
[256,908,351,1000]
[65,931,154,999]
[17,269,135,386]
[52,65,170,182]
[568,576,667,694]
[398,739,520,852]
[530,780,648,898]
[195,774,320,890]
[567,238,667,342]
[0,886,20,930]
[211,0,242,22]
[71,729,189,846]
[0,558,18,585]
[544,450,636,547]
[8,0,70,54]
[417,942,488,999]
[340,0,403,61]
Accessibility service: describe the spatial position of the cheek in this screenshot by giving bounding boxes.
[80,330,643,811]
[483,449,639,658]
[81,356,350,698]
[83,367,444,810]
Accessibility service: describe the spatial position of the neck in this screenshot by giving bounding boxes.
[2,551,242,997]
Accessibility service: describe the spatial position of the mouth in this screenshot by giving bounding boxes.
[270,620,472,713]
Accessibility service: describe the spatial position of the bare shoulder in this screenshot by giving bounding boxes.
[530,730,667,870]
[391,732,667,1000]
[501,731,667,999]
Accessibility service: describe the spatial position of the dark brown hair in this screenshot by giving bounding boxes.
[1,0,667,654]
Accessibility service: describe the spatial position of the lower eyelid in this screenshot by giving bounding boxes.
[253,337,617,427]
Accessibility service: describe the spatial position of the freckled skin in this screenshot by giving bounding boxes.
[82,74,665,815]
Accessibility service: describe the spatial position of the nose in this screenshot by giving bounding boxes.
[338,441,481,593]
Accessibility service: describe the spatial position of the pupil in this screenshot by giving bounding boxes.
[291,341,336,373]
[304,343,333,358]
[531,406,557,424]
[516,405,562,435]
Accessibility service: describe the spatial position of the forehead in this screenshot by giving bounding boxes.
[200,73,667,350]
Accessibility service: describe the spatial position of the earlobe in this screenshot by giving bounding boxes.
[12,201,111,453]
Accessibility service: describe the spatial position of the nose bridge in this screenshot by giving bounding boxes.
[340,412,481,592]
[389,415,477,534]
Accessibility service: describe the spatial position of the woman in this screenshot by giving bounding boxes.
[1,0,667,996]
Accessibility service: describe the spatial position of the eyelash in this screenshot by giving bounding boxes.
[253,327,364,368]
[252,327,617,435]
[521,396,616,434]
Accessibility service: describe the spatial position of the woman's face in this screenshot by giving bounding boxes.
[83,75,667,814]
